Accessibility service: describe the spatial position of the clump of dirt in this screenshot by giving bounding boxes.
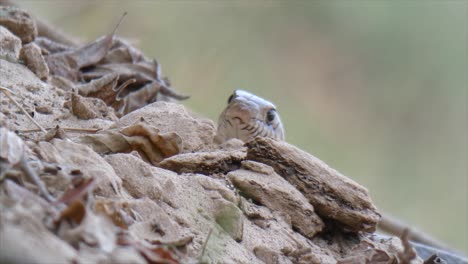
[0,5,446,264]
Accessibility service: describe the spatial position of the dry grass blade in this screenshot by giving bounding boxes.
[16,127,102,133]
[199,227,213,261]
[0,85,47,133]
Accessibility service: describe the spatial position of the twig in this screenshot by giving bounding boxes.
[397,229,417,264]
[379,212,448,250]
[17,127,102,133]
[0,86,47,133]
[111,11,127,36]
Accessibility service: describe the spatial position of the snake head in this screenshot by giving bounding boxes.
[216,90,285,143]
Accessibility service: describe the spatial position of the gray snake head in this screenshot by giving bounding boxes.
[216,90,285,143]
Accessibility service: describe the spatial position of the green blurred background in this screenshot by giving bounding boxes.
[21,0,467,253]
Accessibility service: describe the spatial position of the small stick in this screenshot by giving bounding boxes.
[379,212,448,250]
[0,86,47,133]
[17,127,102,133]
[19,156,55,203]
[199,227,213,261]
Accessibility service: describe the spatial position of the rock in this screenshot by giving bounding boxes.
[114,102,216,153]
[0,198,78,264]
[158,149,245,175]
[212,198,244,242]
[253,246,280,264]
[105,153,256,263]
[20,42,49,80]
[246,137,381,233]
[105,153,165,201]
[228,161,324,239]
[128,197,193,245]
[35,104,52,114]
[36,139,128,199]
[0,25,20,61]
[71,93,113,120]
[0,6,37,43]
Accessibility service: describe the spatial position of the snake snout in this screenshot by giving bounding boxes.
[226,102,259,125]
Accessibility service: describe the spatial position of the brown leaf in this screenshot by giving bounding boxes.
[119,123,181,163]
[116,233,180,264]
[86,63,156,84]
[119,81,161,115]
[55,200,86,225]
[45,13,125,80]
[75,123,181,165]
[102,37,146,64]
[77,73,119,97]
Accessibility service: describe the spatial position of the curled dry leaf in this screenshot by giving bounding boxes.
[33,11,188,115]
[117,233,180,264]
[44,14,121,81]
[94,199,134,230]
[77,73,119,97]
[75,123,181,165]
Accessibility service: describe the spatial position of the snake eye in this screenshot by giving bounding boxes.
[266,109,276,123]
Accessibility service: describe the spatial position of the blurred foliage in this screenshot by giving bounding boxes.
[22,0,467,253]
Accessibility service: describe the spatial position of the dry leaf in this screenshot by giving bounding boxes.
[34,36,72,54]
[117,233,180,264]
[45,14,122,81]
[77,73,119,97]
[55,200,86,225]
[75,123,181,165]
[94,199,134,230]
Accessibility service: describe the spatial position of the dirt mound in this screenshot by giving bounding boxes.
[0,5,435,264]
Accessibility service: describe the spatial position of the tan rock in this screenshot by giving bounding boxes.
[158,149,245,175]
[0,25,20,61]
[114,102,216,153]
[228,161,324,239]
[246,137,381,232]
[36,139,128,199]
[0,6,37,43]
[20,42,49,80]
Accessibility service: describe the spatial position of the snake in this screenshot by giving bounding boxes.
[216,90,285,143]
[215,90,468,263]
